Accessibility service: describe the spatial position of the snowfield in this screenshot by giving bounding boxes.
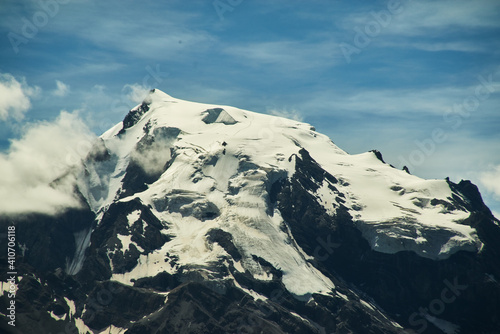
[76,89,482,296]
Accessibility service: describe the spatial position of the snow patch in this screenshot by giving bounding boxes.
[49,311,66,321]
[74,317,93,334]
[233,260,245,273]
[117,233,144,253]
[309,179,338,215]
[0,280,18,296]
[126,210,141,225]
[336,291,349,301]
[111,251,176,285]
[424,314,461,334]
[64,297,76,318]
[360,299,376,312]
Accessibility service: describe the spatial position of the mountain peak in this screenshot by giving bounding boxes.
[147,87,173,98]
[83,94,483,264]
[7,93,500,334]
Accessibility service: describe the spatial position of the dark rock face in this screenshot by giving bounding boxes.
[206,228,242,261]
[447,179,493,214]
[0,204,95,334]
[78,198,171,282]
[133,271,179,292]
[0,206,95,275]
[118,281,403,334]
[81,281,166,331]
[118,101,151,135]
[119,126,181,198]
[370,149,386,164]
[124,282,288,334]
[202,108,237,125]
[86,138,111,162]
[119,158,157,199]
[0,274,76,334]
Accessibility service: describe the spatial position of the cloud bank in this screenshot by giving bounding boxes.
[0,111,96,216]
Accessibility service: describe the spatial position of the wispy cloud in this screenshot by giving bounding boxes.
[338,0,500,54]
[0,111,95,216]
[224,39,340,71]
[55,3,215,61]
[123,84,151,103]
[0,73,40,121]
[392,0,500,34]
[340,0,500,36]
[268,108,303,122]
[480,165,500,201]
[123,83,152,104]
[301,79,500,117]
[52,80,70,97]
[380,40,489,53]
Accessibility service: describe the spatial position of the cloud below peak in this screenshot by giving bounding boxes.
[0,110,96,216]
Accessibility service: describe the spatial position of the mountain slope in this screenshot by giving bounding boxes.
[1,89,499,334]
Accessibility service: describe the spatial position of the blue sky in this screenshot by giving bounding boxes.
[1,0,499,216]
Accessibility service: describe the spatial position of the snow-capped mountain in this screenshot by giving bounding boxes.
[2,89,499,334]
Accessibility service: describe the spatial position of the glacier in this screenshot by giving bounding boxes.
[75,89,482,296]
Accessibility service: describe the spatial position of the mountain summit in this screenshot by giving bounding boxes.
[2,90,499,334]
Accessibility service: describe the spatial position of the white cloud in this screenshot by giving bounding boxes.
[123,83,151,104]
[0,73,40,121]
[480,165,500,200]
[477,166,500,220]
[92,84,106,93]
[268,108,303,122]
[300,78,500,117]
[52,80,70,97]
[0,111,96,216]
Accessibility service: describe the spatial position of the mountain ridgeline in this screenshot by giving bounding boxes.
[1,90,499,334]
